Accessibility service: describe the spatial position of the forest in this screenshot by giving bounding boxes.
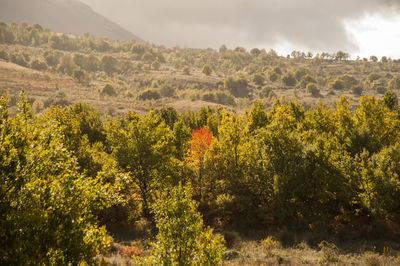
[1,22,400,265]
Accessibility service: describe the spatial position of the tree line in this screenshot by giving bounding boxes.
[2,90,400,263]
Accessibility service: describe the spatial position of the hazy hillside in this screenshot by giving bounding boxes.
[0,0,142,41]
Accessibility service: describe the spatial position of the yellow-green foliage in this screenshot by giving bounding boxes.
[135,184,225,265]
[0,95,116,265]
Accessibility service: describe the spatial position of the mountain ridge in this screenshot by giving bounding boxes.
[0,0,143,42]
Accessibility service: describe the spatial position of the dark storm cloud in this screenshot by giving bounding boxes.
[79,0,400,52]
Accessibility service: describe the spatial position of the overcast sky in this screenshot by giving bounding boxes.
[79,0,400,58]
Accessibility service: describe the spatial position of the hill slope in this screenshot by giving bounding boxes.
[0,0,143,41]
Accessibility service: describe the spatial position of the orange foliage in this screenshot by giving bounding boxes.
[186,127,213,169]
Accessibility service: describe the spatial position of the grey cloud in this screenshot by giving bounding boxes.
[79,0,400,53]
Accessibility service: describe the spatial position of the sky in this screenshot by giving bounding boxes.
[79,0,400,58]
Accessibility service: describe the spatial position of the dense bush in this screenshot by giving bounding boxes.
[0,95,115,265]
[101,84,117,96]
[138,88,161,100]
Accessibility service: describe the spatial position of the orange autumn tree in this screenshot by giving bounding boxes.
[186,127,213,198]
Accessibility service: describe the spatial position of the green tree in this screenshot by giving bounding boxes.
[202,64,212,76]
[0,94,114,265]
[73,68,86,84]
[306,83,320,97]
[281,72,297,87]
[224,77,249,97]
[30,59,48,71]
[101,84,117,96]
[253,73,265,86]
[100,54,118,76]
[383,90,399,111]
[138,184,224,265]
[106,111,175,218]
[389,76,400,90]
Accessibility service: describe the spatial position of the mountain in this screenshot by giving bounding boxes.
[0,0,143,41]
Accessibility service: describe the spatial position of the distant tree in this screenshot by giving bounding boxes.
[202,64,212,76]
[281,72,297,86]
[151,59,161,70]
[101,84,116,96]
[253,73,265,86]
[73,53,85,68]
[10,53,29,67]
[300,74,317,88]
[225,77,249,97]
[100,55,118,75]
[352,85,363,96]
[273,66,283,75]
[141,51,155,62]
[295,68,309,81]
[219,44,228,53]
[0,25,15,44]
[268,71,278,82]
[389,76,400,90]
[30,59,48,71]
[335,51,350,61]
[160,84,175,97]
[72,68,89,84]
[330,79,345,90]
[370,55,378,62]
[367,73,382,83]
[84,54,100,72]
[306,83,320,97]
[0,49,9,61]
[250,48,261,56]
[138,89,161,100]
[57,55,75,75]
[183,66,190,75]
[43,50,62,67]
[234,47,246,53]
[339,74,359,88]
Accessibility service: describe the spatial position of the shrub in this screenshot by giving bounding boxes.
[300,74,317,88]
[138,88,160,100]
[306,83,320,97]
[183,66,190,75]
[0,50,9,61]
[352,85,363,95]
[202,64,212,76]
[10,53,29,67]
[368,73,382,83]
[30,59,48,71]
[295,67,309,81]
[225,77,249,97]
[0,95,114,265]
[318,241,340,263]
[151,59,160,70]
[389,76,400,90]
[269,71,278,82]
[101,84,117,96]
[281,72,297,86]
[339,74,359,88]
[135,184,225,265]
[159,84,175,97]
[253,73,265,85]
[330,79,345,90]
[261,236,281,251]
[260,87,272,98]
